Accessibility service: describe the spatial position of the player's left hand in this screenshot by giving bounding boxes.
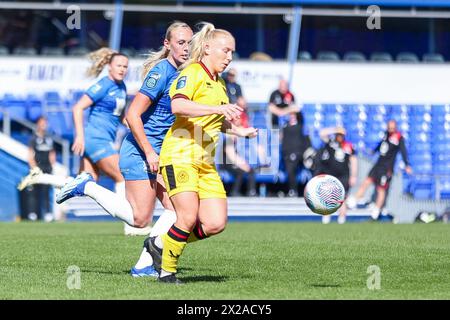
[145,151,159,174]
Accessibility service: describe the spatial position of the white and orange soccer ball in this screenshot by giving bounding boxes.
[304,174,345,215]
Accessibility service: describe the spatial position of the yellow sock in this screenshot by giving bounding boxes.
[161,225,190,273]
[187,221,209,243]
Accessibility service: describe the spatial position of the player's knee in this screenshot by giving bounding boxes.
[133,216,150,228]
[203,219,227,236]
[176,214,198,230]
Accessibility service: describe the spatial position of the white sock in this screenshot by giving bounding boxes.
[115,181,126,198]
[84,181,135,226]
[133,210,175,269]
[150,210,177,237]
[38,174,73,188]
[160,269,173,277]
[155,235,163,250]
[134,247,153,269]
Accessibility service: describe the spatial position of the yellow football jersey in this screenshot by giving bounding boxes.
[159,62,229,166]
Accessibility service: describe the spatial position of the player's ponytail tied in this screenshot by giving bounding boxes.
[86,47,117,78]
[180,21,215,70]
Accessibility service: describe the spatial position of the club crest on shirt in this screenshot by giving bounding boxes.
[176,76,187,89]
[177,170,189,183]
[146,73,161,88]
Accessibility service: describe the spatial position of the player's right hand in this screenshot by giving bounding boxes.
[146,151,159,174]
[218,104,243,121]
[72,136,85,156]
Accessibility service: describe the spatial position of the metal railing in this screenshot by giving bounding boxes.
[0,110,70,169]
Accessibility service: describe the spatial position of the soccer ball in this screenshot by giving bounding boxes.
[304,174,345,215]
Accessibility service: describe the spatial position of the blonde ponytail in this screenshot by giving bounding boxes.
[141,21,191,79]
[86,47,117,78]
[180,22,234,70]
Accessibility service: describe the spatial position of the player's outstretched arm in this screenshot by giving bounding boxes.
[171,98,242,121]
[126,92,159,173]
[72,94,94,156]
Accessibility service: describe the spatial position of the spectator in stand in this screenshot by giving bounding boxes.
[221,117,257,197]
[281,111,312,197]
[268,79,299,129]
[224,68,249,128]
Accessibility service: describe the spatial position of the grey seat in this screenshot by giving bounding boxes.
[136,48,152,58]
[13,47,37,56]
[41,47,64,56]
[422,53,445,63]
[396,52,419,63]
[317,51,340,61]
[120,48,135,57]
[298,51,312,61]
[68,47,89,56]
[0,46,9,55]
[343,51,366,62]
[370,52,393,62]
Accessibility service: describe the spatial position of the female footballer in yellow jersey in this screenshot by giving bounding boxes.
[147,22,258,284]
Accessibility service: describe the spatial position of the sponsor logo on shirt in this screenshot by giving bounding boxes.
[146,72,161,88]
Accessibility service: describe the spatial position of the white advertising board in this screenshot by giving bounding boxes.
[1,57,449,105]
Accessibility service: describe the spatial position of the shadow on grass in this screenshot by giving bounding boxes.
[80,269,130,275]
[309,284,341,288]
[80,266,196,276]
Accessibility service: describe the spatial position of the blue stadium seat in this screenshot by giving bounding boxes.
[409,133,431,144]
[251,110,267,129]
[323,104,337,113]
[432,114,449,125]
[410,113,432,123]
[409,176,434,200]
[431,104,449,115]
[438,178,450,200]
[410,153,432,164]
[432,143,450,154]
[434,163,450,175]
[44,91,63,108]
[71,90,84,104]
[26,94,43,121]
[409,123,431,133]
[46,112,61,135]
[409,104,432,114]
[301,103,317,115]
[218,169,234,184]
[412,162,433,175]
[432,132,450,144]
[410,143,432,153]
[2,94,26,119]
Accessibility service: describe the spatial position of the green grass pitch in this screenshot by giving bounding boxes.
[0,221,449,299]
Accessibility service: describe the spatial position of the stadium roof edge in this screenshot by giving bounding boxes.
[184,0,450,8]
